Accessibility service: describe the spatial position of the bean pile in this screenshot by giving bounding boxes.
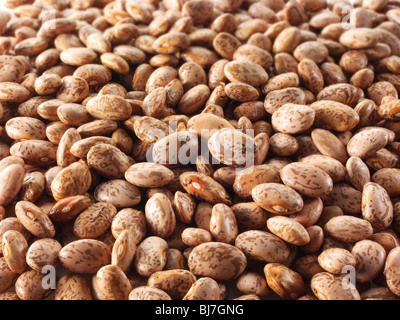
[1,0,400,301]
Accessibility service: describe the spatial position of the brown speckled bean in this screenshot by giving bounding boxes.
[209,203,238,244]
[324,215,373,242]
[129,286,172,300]
[15,201,55,238]
[145,193,176,239]
[233,164,280,199]
[311,272,360,300]
[252,183,304,215]
[73,202,117,239]
[235,230,290,263]
[26,238,62,272]
[317,248,356,274]
[134,236,168,277]
[352,240,386,283]
[188,242,247,281]
[264,263,306,300]
[1,230,28,274]
[183,276,220,300]
[147,269,196,300]
[59,239,111,274]
[54,274,93,300]
[266,216,310,246]
[281,162,333,198]
[180,171,232,205]
[15,269,51,300]
[125,162,174,188]
[271,104,315,134]
[362,182,393,230]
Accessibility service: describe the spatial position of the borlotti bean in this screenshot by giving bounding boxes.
[1,0,400,302]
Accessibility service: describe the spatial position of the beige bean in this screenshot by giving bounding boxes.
[264,88,306,115]
[181,228,212,247]
[125,162,174,188]
[273,27,301,54]
[0,257,18,294]
[74,64,112,87]
[188,242,247,281]
[10,140,57,167]
[134,236,168,277]
[339,27,381,49]
[361,182,393,230]
[231,199,268,229]
[352,240,386,283]
[0,82,30,103]
[57,103,90,127]
[95,264,132,300]
[360,287,399,301]
[271,104,315,134]
[15,270,51,300]
[224,82,259,102]
[0,164,24,206]
[290,197,323,228]
[87,144,131,180]
[235,271,269,297]
[26,238,62,272]
[86,94,132,121]
[235,230,290,263]
[19,171,45,203]
[233,164,280,199]
[298,58,324,94]
[145,193,176,239]
[133,116,170,145]
[148,269,196,300]
[299,154,346,183]
[264,263,306,300]
[50,160,92,201]
[78,120,118,138]
[317,83,364,107]
[311,272,360,300]
[224,60,268,87]
[94,179,141,209]
[56,76,89,104]
[60,47,97,66]
[59,239,111,274]
[266,216,310,246]
[233,44,273,70]
[73,202,117,239]
[317,248,356,274]
[187,113,234,141]
[347,127,389,158]
[280,162,333,198]
[208,128,257,168]
[324,215,373,242]
[252,183,304,215]
[311,128,348,164]
[152,32,190,55]
[177,84,210,114]
[372,168,400,197]
[111,208,146,243]
[346,156,371,191]
[100,53,129,75]
[180,171,232,205]
[70,136,116,159]
[209,203,237,244]
[15,201,55,238]
[54,274,93,300]
[129,286,171,300]
[183,276,221,300]
[1,230,28,274]
[0,55,26,83]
